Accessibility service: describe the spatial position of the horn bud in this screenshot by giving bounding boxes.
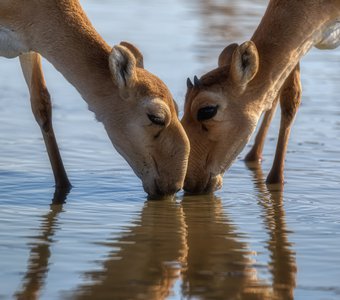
[194,75,201,87]
[187,77,194,89]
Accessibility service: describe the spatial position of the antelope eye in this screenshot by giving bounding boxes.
[147,114,166,126]
[197,105,218,121]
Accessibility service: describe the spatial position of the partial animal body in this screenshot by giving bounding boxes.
[0,0,190,197]
[246,17,339,184]
[182,0,340,193]
[0,26,29,58]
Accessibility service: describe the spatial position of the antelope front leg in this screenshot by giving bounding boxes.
[245,97,279,162]
[19,52,71,190]
[266,63,302,184]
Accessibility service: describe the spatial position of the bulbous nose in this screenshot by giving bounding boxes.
[144,120,189,199]
[183,179,205,194]
[145,180,182,199]
[184,174,223,194]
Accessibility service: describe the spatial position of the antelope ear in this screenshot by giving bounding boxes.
[218,43,238,67]
[230,41,259,87]
[119,41,144,68]
[109,45,137,90]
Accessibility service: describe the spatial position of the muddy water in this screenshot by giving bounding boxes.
[0,0,339,299]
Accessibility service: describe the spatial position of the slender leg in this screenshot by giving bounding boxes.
[15,202,65,300]
[19,52,71,190]
[267,63,302,184]
[245,97,279,162]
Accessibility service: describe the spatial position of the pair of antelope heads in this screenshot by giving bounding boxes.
[103,42,190,198]
[182,41,262,194]
[105,41,260,197]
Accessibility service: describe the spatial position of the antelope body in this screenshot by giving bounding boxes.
[0,0,190,197]
[182,0,340,193]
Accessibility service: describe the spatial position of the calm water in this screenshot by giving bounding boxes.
[0,1,340,299]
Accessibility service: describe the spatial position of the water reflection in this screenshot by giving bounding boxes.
[196,0,237,40]
[15,169,296,299]
[14,190,68,300]
[191,0,265,66]
[74,171,296,299]
[181,194,261,299]
[247,163,297,300]
[71,199,187,300]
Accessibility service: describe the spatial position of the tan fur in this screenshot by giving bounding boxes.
[245,63,302,185]
[245,97,279,163]
[266,64,302,184]
[0,0,190,197]
[120,41,144,68]
[182,0,340,193]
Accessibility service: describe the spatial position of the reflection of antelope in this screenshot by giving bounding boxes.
[15,192,67,300]
[71,200,187,300]
[0,0,189,197]
[246,163,297,300]
[181,187,296,300]
[71,195,252,300]
[16,180,296,299]
[181,195,260,299]
[182,0,340,193]
[71,190,295,299]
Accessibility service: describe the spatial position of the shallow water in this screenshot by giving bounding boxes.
[0,0,339,299]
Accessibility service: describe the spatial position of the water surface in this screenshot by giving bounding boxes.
[0,1,339,299]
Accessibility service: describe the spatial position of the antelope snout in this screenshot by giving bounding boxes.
[144,179,183,199]
[184,174,223,194]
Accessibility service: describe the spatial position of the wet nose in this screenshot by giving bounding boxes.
[145,180,182,199]
[183,178,206,194]
[184,174,223,194]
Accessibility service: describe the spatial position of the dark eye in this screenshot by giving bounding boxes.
[148,114,166,126]
[197,105,218,121]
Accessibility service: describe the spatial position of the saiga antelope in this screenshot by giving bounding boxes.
[0,0,190,197]
[182,0,339,193]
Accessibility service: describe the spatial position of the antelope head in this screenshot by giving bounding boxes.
[182,41,262,194]
[100,42,190,198]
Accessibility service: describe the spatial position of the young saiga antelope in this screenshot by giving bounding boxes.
[182,0,339,193]
[0,0,189,197]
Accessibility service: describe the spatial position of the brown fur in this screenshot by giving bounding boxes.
[0,0,190,197]
[182,0,340,193]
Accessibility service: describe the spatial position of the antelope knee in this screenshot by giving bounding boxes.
[280,83,302,122]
